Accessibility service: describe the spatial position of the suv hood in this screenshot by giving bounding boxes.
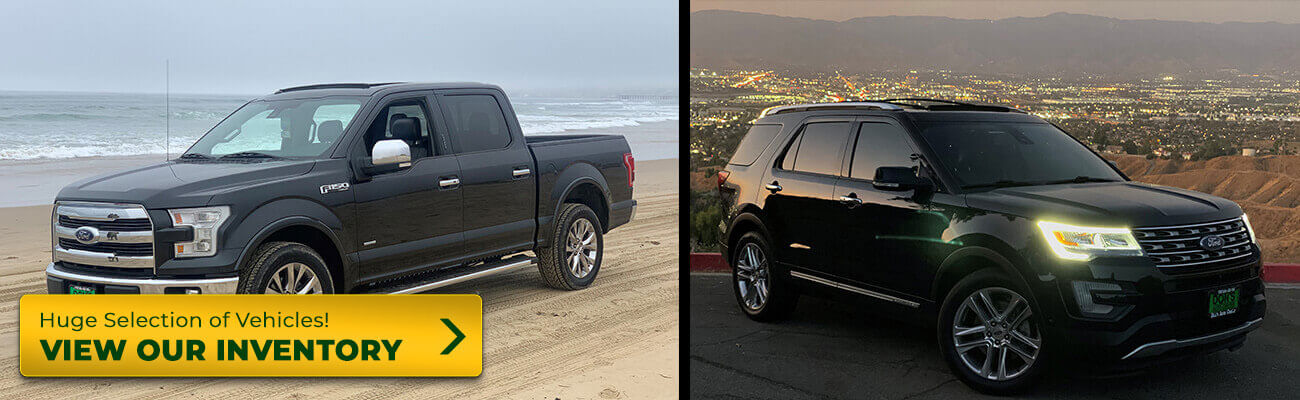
[964,181,1242,228]
[56,160,316,209]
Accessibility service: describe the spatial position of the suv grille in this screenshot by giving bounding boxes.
[1132,218,1254,269]
[53,202,155,269]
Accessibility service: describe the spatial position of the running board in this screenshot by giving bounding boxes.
[361,255,535,294]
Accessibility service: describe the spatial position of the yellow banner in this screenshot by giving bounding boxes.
[19,294,481,377]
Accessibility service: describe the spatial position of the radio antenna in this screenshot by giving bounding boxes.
[165,59,170,160]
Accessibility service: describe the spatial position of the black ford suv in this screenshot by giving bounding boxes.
[47,82,636,295]
[716,99,1265,394]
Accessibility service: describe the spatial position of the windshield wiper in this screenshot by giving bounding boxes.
[217,151,281,160]
[1042,176,1121,185]
[177,153,211,160]
[962,180,1040,190]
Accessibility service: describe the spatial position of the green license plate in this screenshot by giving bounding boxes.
[68,284,96,294]
[1208,287,1239,318]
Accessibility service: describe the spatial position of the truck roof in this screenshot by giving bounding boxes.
[259,82,503,100]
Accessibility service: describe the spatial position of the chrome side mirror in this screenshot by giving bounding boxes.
[371,139,411,166]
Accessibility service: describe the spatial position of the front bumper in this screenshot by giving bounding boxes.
[1037,253,1267,366]
[45,263,238,294]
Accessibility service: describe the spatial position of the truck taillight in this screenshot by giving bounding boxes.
[623,153,635,187]
[717,170,730,191]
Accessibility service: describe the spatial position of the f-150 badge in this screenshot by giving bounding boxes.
[320,182,350,194]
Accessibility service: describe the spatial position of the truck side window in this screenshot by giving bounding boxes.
[849,122,917,180]
[778,122,850,176]
[442,94,511,153]
[363,99,435,160]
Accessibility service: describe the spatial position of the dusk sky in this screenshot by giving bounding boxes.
[0,0,678,95]
[691,0,1300,24]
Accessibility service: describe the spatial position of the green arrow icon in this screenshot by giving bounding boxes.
[441,318,465,355]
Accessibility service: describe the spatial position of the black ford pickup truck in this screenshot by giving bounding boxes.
[716,99,1264,394]
[47,82,636,295]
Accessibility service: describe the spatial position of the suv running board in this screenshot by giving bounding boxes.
[360,254,535,294]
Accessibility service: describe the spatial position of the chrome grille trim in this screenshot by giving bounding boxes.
[52,201,155,270]
[1132,217,1256,269]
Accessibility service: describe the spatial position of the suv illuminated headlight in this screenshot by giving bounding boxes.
[168,206,230,258]
[1242,213,1258,244]
[1037,221,1143,261]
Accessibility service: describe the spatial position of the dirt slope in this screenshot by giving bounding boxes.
[1110,154,1300,263]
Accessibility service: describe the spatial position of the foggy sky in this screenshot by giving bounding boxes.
[691,0,1300,24]
[0,0,678,96]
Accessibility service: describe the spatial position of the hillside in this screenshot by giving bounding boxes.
[1110,154,1300,263]
[690,10,1300,75]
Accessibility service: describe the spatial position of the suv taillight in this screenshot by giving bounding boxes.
[717,170,730,192]
[623,153,635,187]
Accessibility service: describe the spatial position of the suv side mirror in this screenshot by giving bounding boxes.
[873,166,933,192]
[360,139,411,176]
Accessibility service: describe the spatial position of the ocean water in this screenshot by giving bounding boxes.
[0,91,677,161]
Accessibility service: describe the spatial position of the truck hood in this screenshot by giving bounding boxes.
[56,160,316,209]
[964,181,1242,228]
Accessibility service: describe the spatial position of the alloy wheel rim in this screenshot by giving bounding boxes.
[953,287,1041,381]
[735,243,769,310]
[565,218,598,278]
[265,262,324,294]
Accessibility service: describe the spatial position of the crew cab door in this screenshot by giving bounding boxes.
[760,118,853,274]
[435,89,537,259]
[351,92,465,280]
[830,119,940,298]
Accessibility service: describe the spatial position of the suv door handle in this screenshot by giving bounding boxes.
[839,194,862,205]
[439,177,461,188]
[764,182,782,192]
[513,168,531,178]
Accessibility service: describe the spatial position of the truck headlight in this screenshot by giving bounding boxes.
[1037,220,1143,261]
[168,206,230,258]
[1242,213,1257,244]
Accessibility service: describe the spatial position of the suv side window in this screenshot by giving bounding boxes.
[849,122,917,180]
[777,122,851,176]
[729,124,782,166]
[363,98,435,160]
[442,94,512,153]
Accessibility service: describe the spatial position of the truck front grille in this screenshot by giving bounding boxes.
[53,202,155,270]
[1132,217,1255,269]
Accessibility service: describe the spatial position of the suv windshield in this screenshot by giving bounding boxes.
[183,96,365,159]
[914,121,1124,190]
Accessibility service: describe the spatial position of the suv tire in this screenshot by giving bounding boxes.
[537,203,603,290]
[731,232,796,321]
[938,269,1046,395]
[237,241,335,294]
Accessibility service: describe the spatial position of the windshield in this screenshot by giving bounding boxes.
[914,121,1124,190]
[183,96,364,159]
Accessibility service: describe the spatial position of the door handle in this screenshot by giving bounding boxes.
[764,182,782,192]
[513,168,531,177]
[439,177,461,188]
[839,194,862,205]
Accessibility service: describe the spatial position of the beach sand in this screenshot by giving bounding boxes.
[0,152,679,397]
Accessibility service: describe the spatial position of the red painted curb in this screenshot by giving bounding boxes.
[689,253,1300,283]
[689,253,728,273]
[1263,263,1300,284]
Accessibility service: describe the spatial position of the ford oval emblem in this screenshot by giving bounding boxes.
[1199,235,1225,251]
[74,226,99,244]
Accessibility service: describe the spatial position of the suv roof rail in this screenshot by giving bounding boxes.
[274,82,404,94]
[879,98,1026,113]
[758,102,903,118]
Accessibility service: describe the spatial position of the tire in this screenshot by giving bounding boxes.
[937,269,1046,395]
[237,241,336,294]
[537,203,603,290]
[731,232,796,321]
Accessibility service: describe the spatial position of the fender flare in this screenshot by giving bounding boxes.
[932,245,1036,305]
[229,198,349,278]
[539,162,612,246]
[723,209,771,262]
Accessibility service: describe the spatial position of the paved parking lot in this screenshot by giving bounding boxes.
[690,274,1300,399]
